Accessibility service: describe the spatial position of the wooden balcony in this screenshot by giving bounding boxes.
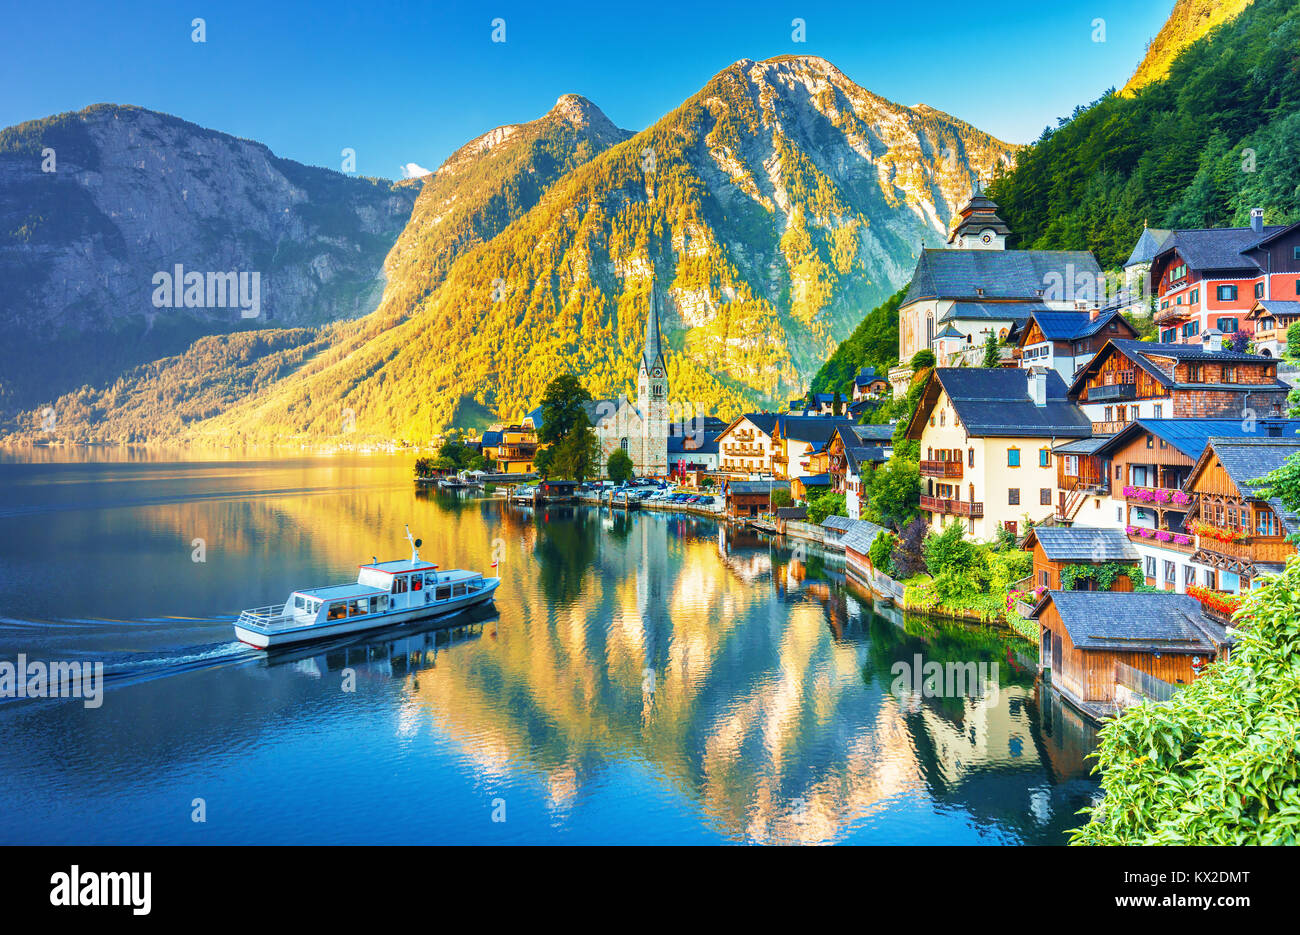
[920,494,983,518]
[1088,381,1137,402]
[1196,536,1294,565]
[1155,307,1192,325]
[1091,420,1132,435]
[920,459,963,479]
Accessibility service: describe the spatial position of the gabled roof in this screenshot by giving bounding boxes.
[908,367,1092,439]
[935,323,965,340]
[1030,591,1227,653]
[844,446,890,474]
[780,415,856,446]
[1154,225,1287,274]
[904,250,1101,307]
[1187,437,1300,537]
[840,518,886,555]
[1123,227,1173,268]
[667,433,720,456]
[727,480,791,496]
[1023,308,1133,342]
[854,365,884,386]
[1022,526,1140,562]
[820,515,854,534]
[1066,338,1286,397]
[726,413,780,438]
[1092,418,1300,461]
[1051,435,1113,455]
[480,430,503,447]
[1251,299,1300,319]
[851,423,895,443]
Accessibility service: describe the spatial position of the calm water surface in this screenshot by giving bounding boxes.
[0,452,1100,844]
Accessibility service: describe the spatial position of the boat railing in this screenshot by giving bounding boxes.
[237,605,297,630]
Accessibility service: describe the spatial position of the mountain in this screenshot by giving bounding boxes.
[184,56,1015,445]
[1123,0,1254,95]
[379,94,633,317]
[0,104,420,424]
[987,0,1300,268]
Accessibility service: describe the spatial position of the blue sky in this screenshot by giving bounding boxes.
[2,0,1173,179]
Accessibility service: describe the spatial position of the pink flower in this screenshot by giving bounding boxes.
[1156,530,1172,542]
[1173,534,1191,545]
[1140,527,1154,538]
[1122,485,1136,497]
[1155,489,1171,503]
[1172,491,1190,505]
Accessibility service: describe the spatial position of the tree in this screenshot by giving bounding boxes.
[910,349,935,371]
[981,330,999,367]
[832,391,844,416]
[1226,330,1251,354]
[1073,558,1300,844]
[771,488,793,508]
[553,410,601,482]
[863,450,921,528]
[532,445,555,478]
[869,530,897,574]
[536,374,592,445]
[807,490,846,524]
[607,448,634,484]
[889,517,928,579]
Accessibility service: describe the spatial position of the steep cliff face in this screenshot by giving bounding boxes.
[1123,0,1254,94]
[191,56,1015,444]
[0,103,417,339]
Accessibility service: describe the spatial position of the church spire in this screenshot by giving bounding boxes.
[641,280,664,373]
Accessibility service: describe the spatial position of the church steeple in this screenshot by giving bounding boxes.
[947,185,1011,250]
[641,284,665,374]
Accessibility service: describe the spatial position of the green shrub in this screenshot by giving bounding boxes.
[869,530,896,575]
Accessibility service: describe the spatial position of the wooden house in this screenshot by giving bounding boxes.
[1182,435,1300,595]
[724,480,790,518]
[1066,338,1287,435]
[1021,527,1139,592]
[1013,308,1137,383]
[1030,591,1231,720]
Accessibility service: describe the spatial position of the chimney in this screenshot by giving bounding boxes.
[1250,207,1264,234]
[1028,367,1047,407]
[1204,331,1223,353]
[1089,307,1099,322]
[1263,418,1282,438]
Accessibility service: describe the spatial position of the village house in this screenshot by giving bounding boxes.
[774,415,856,482]
[667,416,725,475]
[890,188,1103,396]
[1066,337,1288,435]
[1012,307,1137,382]
[724,479,791,518]
[1022,526,1140,592]
[1031,590,1231,720]
[1120,224,1172,316]
[1246,298,1300,359]
[807,424,893,518]
[715,413,782,478]
[905,367,1092,539]
[481,424,539,474]
[853,366,889,401]
[1149,214,1300,345]
[1182,435,1300,596]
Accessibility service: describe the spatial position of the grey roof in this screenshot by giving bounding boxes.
[851,424,895,443]
[1051,435,1113,455]
[1204,437,1300,537]
[1029,526,1140,562]
[780,415,856,445]
[1156,225,1287,273]
[854,365,883,386]
[1123,227,1173,268]
[727,480,791,496]
[820,515,854,534]
[1254,300,1300,318]
[1031,591,1228,653]
[905,249,1101,306]
[668,433,720,456]
[932,367,1093,438]
[736,413,781,437]
[1093,418,1300,461]
[844,446,890,473]
[935,323,965,339]
[840,518,886,555]
[480,430,502,447]
[938,300,1051,323]
[775,506,807,520]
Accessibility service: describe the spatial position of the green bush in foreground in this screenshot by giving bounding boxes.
[1073,557,1300,845]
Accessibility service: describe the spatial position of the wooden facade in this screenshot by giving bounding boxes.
[1037,601,1203,708]
[1028,538,1136,592]
[1184,448,1296,583]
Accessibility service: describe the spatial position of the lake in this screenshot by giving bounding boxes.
[0,452,1100,844]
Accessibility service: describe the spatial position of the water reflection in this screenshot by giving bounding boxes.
[0,456,1098,844]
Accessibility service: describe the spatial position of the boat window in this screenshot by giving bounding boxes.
[327,602,348,621]
[467,578,482,591]
[392,576,407,594]
[453,583,466,597]
[348,598,369,617]
[374,595,388,612]
[294,595,305,610]
[424,572,438,587]
[435,585,451,601]
[411,575,422,591]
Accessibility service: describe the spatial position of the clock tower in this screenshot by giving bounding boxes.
[946,181,1010,251]
[637,283,669,475]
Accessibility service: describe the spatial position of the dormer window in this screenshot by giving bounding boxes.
[975,287,985,297]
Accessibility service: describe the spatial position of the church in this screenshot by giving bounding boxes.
[888,186,1102,396]
[586,287,670,476]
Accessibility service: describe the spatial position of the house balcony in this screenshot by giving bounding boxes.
[498,445,537,459]
[1121,485,1193,508]
[919,459,963,479]
[1126,527,1196,554]
[1194,535,1294,565]
[920,494,983,518]
[1088,382,1137,402]
[1155,306,1192,325]
[1091,419,1133,435]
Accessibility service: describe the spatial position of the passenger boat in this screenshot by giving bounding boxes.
[233,527,499,649]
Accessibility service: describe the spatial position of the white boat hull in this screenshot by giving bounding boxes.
[235,579,499,649]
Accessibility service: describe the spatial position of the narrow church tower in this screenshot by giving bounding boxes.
[637,283,669,476]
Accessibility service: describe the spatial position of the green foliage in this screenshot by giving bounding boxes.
[552,410,601,482]
[889,517,929,579]
[532,445,555,478]
[607,448,634,484]
[1059,562,1144,591]
[985,548,1031,595]
[809,287,905,396]
[807,490,846,524]
[981,330,999,367]
[537,374,592,445]
[862,448,921,529]
[909,349,935,371]
[869,530,897,575]
[771,488,793,509]
[923,521,989,604]
[1252,452,1300,545]
[1073,557,1300,845]
[987,0,1300,267]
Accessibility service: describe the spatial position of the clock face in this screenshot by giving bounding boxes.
[653,368,663,378]
[981,231,993,244]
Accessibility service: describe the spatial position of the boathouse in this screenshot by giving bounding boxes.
[1022,526,1140,592]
